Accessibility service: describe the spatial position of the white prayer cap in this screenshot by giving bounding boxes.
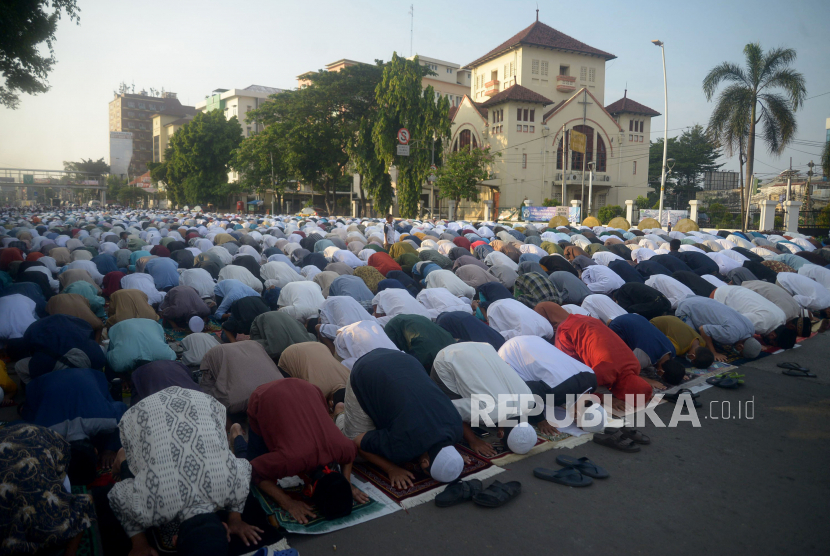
[579,404,608,433]
[506,422,537,455]
[430,446,464,483]
[188,316,205,333]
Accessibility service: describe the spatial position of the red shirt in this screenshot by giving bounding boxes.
[248,378,357,484]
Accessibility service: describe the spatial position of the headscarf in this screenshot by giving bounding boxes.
[106,289,159,326]
[384,314,456,372]
[277,343,350,399]
[199,341,282,412]
[102,271,126,297]
[130,361,202,405]
[45,293,102,332]
[249,311,316,359]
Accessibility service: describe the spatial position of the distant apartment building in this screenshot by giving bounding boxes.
[407,55,471,107]
[108,90,194,174]
[194,85,286,139]
[297,59,365,88]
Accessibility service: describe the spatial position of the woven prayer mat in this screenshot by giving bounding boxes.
[252,477,399,534]
[353,450,503,509]
[459,426,593,467]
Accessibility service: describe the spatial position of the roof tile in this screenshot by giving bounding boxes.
[605,96,661,117]
[480,84,553,107]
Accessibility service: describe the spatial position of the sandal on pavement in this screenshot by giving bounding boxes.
[471,480,521,508]
[781,368,817,378]
[707,375,739,389]
[778,362,811,373]
[592,430,641,453]
[555,456,609,479]
[435,478,483,508]
[663,388,702,408]
[605,426,651,445]
[533,466,593,487]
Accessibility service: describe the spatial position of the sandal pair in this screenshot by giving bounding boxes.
[533,455,610,487]
[778,362,816,377]
[664,388,702,408]
[592,427,650,453]
[435,479,521,508]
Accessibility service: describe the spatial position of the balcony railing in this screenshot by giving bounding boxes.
[556,75,576,93]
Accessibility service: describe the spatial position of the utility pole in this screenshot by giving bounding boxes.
[430,137,435,220]
[409,5,414,57]
[806,160,815,216]
[786,157,792,201]
[560,123,566,207]
[587,161,595,217]
[652,40,669,226]
[579,89,589,210]
[270,152,276,214]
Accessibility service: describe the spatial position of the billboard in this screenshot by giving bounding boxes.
[109,131,133,177]
[521,206,567,221]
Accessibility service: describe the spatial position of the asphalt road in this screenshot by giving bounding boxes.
[291,338,830,556]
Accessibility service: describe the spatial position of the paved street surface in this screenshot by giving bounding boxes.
[292,338,830,556]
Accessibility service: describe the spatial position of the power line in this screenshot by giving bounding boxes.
[805,91,830,101]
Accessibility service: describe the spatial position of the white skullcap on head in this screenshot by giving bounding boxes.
[188,315,205,333]
[578,404,608,433]
[506,422,537,454]
[741,337,761,359]
[430,446,464,483]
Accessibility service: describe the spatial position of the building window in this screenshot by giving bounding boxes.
[517,124,522,132]
[598,194,607,207]
[128,111,135,117]
[128,122,134,128]
[629,134,633,141]
[596,135,607,172]
[629,120,633,131]
[522,154,527,168]
[580,66,587,81]
[138,103,145,109]
[523,109,528,121]
[459,129,472,151]
[529,126,535,133]
[633,161,637,175]
[640,135,644,142]
[447,68,453,74]
[127,101,135,108]
[149,103,155,110]
[247,126,252,135]
[523,125,528,132]
[541,61,548,76]
[529,109,535,122]
[640,121,644,132]
[516,108,522,121]
[588,68,596,83]
[532,59,539,74]
[139,123,145,130]
[559,65,568,76]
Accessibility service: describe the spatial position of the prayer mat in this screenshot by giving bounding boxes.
[353,449,503,509]
[251,477,399,534]
[70,486,104,556]
[459,426,593,467]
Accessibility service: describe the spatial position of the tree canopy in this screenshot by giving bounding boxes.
[648,125,723,209]
[165,110,243,206]
[435,147,498,204]
[1,0,80,109]
[63,157,109,176]
[372,54,451,217]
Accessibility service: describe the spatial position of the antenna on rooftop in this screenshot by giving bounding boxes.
[409,4,414,56]
[536,4,539,21]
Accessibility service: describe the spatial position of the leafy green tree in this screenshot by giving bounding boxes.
[372,54,451,217]
[542,198,561,207]
[63,157,109,176]
[703,43,807,230]
[822,141,830,180]
[232,131,290,210]
[165,111,243,206]
[648,125,722,209]
[597,205,624,224]
[635,195,652,210]
[1,0,80,109]
[435,147,498,205]
[106,174,125,200]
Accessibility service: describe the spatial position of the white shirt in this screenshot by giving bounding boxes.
[498,336,594,389]
[425,270,476,299]
[277,281,325,323]
[484,251,519,271]
[120,273,166,305]
[581,265,625,294]
[645,275,696,310]
[776,272,830,312]
[259,261,305,288]
[318,296,377,339]
[179,268,216,299]
[181,333,221,366]
[591,251,623,266]
[416,288,473,316]
[562,304,591,316]
[372,289,435,327]
[719,249,749,264]
[707,252,741,275]
[632,248,656,263]
[486,298,554,340]
[334,320,399,370]
[713,285,786,334]
[217,265,263,293]
[798,264,830,290]
[581,294,627,322]
[740,280,803,322]
[0,294,38,340]
[331,249,365,268]
[433,342,534,424]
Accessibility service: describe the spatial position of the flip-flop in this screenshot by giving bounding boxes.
[592,430,641,453]
[605,426,651,445]
[471,480,522,507]
[555,456,609,479]
[782,369,817,378]
[778,362,810,373]
[533,466,593,487]
[706,375,739,389]
[435,479,483,508]
[663,388,701,408]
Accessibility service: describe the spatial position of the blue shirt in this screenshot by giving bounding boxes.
[214,279,260,319]
[675,297,755,345]
[144,257,179,290]
[609,313,676,364]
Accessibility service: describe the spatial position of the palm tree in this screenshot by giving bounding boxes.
[703,43,807,230]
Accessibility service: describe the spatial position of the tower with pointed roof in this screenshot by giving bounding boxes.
[446,18,659,221]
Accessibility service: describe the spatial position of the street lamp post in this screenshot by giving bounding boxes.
[587,161,595,217]
[652,39,669,227]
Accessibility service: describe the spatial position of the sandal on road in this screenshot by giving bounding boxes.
[435,479,482,508]
[471,480,521,508]
[533,466,593,487]
[707,375,739,389]
[663,388,702,408]
[555,456,609,479]
[604,426,651,445]
[592,430,641,453]
[778,362,814,376]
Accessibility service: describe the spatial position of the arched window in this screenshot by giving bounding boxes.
[571,125,594,170]
[472,134,478,149]
[459,129,471,151]
[596,134,607,172]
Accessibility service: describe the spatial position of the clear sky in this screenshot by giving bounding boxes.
[1,0,828,180]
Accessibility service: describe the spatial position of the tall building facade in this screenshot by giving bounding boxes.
[108,90,194,174]
[407,55,471,108]
[194,85,285,139]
